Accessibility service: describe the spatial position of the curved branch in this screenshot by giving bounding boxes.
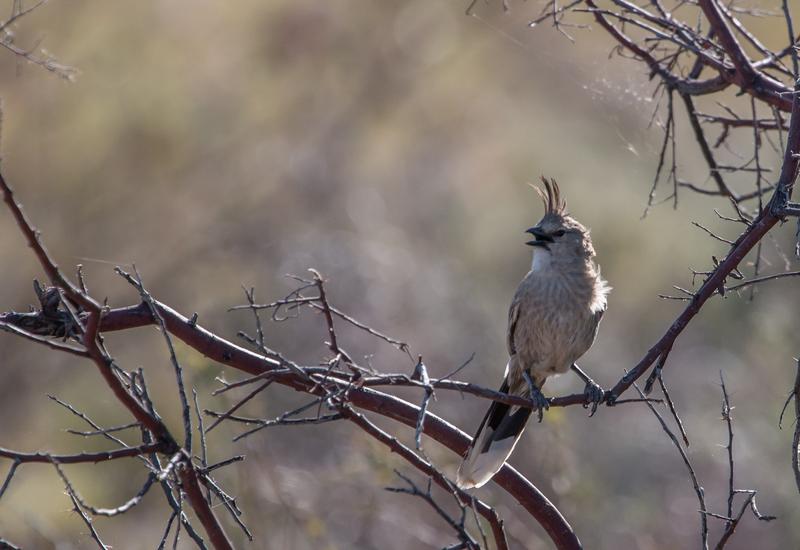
[610,78,800,400]
[98,301,582,549]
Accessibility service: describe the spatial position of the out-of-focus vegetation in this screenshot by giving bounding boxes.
[0,1,798,548]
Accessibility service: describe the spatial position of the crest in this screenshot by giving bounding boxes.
[533,176,567,216]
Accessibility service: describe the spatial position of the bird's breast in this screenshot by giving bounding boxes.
[512,273,602,374]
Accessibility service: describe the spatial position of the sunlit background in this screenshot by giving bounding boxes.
[0,1,798,548]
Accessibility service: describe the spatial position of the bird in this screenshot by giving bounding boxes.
[456,177,610,490]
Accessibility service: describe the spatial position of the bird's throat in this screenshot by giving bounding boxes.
[531,249,552,272]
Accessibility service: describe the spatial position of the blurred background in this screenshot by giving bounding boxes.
[0,0,798,548]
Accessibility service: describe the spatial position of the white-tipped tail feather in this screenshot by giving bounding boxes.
[456,381,532,489]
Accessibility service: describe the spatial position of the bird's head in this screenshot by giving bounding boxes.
[525,177,594,260]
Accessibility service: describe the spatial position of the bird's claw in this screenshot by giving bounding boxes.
[523,371,549,422]
[582,379,605,417]
[531,387,550,422]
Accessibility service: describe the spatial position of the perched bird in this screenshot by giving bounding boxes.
[456,178,610,489]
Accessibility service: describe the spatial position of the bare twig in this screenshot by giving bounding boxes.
[343,406,511,550]
[792,358,800,496]
[633,381,708,548]
[386,471,479,549]
[116,267,193,451]
[720,372,735,522]
[67,492,108,549]
[0,443,164,464]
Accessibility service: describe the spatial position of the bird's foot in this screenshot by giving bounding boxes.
[571,363,605,416]
[522,370,549,422]
[581,378,605,417]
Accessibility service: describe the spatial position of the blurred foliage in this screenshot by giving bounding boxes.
[0,0,799,548]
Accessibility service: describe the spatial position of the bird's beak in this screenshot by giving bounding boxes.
[525,226,553,247]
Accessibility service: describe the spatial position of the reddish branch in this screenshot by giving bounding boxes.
[2,2,800,548]
[178,460,234,550]
[0,443,164,464]
[0,174,233,549]
[1,173,174,444]
[570,0,800,399]
[696,0,790,110]
[15,131,800,543]
[98,300,582,549]
[0,173,98,313]
[0,185,579,545]
[610,82,800,399]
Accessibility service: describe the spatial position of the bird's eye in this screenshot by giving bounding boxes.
[553,230,566,237]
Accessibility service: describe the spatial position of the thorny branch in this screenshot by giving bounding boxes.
[0,173,233,549]
[3,0,800,548]
[386,471,480,550]
[715,373,776,549]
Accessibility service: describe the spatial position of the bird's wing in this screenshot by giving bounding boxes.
[506,295,521,356]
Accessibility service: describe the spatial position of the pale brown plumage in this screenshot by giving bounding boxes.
[456,178,609,489]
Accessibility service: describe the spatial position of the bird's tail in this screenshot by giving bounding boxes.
[456,378,532,489]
